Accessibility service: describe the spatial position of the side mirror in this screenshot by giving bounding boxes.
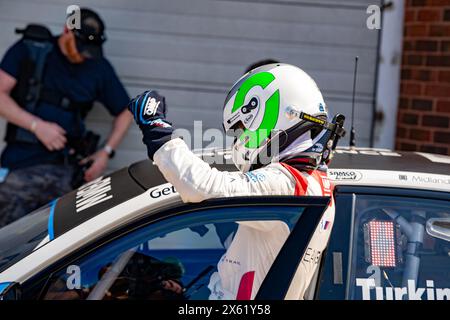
[0,282,21,300]
[426,218,450,242]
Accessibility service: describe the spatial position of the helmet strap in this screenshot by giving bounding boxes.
[285,113,347,169]
[249,120,318,171]
[250,113,346,171]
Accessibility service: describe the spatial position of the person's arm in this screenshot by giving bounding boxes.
[104,109,133,151]
[82,60,133,182]
[0,69,35,130]
[126,90,296,202]
[83,109,133,182]
[153,138,296,203]
[0,68,67,151]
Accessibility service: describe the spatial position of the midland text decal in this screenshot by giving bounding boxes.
[76,176,113,213]
[327,169,450,192]
[411,175,450,185]
[356,278,450,300]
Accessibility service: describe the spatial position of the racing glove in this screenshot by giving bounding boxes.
[128,90,174,160]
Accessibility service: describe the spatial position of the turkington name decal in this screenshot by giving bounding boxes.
[76,176,113,213]
[356,278,450,300]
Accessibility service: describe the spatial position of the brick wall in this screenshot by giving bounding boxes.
[396,0,450,155]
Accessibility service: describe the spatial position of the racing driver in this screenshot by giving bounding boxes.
[128,63,345,300]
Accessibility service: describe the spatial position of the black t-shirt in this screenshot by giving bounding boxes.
[0,38,130,169]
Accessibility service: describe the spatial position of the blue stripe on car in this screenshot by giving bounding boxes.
[48,199,58,241]
[0,282,11,294]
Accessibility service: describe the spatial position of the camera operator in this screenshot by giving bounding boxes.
[0,8,132,227]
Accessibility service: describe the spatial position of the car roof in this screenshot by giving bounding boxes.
[328,148,450,192]
[51,148,450,241]
[330,148,450,174]
[129,147,450,188]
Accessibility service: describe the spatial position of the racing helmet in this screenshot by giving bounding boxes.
[223,63,345,173]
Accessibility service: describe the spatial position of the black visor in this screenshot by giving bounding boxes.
[74,34,104,59]
[73,8,106,59]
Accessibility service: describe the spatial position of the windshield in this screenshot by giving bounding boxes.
[0,202,53,273]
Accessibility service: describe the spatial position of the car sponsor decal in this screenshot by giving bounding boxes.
[328,170,363,181]
[331,149,450,176]
[76,177,113,213]
[52,168,144,239]
[149,184,177,199]
[328,169,450,192]
[356,278,450,300]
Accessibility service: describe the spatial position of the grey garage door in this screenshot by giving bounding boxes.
[0,0,380,172]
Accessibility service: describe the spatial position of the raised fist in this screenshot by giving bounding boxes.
[128,90,169,127]
[127,90,174,160]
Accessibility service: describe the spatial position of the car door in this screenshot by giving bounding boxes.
[15,196,330,300]
[318,186,450,300]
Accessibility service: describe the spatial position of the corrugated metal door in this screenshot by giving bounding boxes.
[0,0,380,171]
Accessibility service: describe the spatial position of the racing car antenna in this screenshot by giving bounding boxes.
[349,56,359,149]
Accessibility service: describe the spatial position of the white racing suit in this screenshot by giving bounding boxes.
[153,138,335,300]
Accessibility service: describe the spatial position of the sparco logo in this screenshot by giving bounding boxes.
[329,170,362,181]
[150,185,177,199]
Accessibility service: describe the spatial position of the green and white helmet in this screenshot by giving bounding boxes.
[223,63,329,173]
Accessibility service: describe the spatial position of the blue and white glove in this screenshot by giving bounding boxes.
[128,90,174,160]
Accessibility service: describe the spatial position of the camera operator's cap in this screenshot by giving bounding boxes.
[73,8,106,59]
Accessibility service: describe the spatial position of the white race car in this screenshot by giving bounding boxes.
[0,148,449,300]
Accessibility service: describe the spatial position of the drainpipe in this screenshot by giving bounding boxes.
[372,0,405,149]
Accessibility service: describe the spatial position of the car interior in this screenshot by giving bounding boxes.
[349,195,450,300]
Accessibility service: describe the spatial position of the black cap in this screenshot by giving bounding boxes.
[72,8,106,59]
